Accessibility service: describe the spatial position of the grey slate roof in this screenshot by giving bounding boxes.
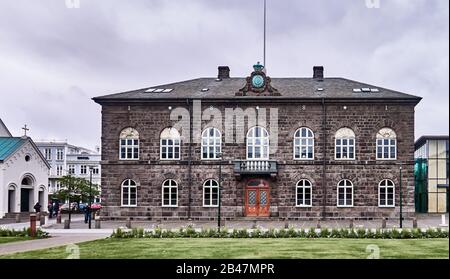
[93,77,421,103]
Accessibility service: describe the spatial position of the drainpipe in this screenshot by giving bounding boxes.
[187,98,193,220]
[321,98,327,221]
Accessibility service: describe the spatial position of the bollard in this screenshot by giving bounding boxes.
[381,218,387,229]
[40,215,46,226]
[57,213,62,224]
[252,220,257,229]
[95,219,101,229]
[64,219,70,229]
[349,219,354,229]
[15,214,21,223]
[30,214,37,237]
[440,214,447,227]
[316,220,321,229]
[412,218,418,228]
[126,218,132,229]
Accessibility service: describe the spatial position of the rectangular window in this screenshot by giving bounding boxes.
[335,138,355,160]
[45,149,52,160]
[377,138,396,160]
[203,186,219,207]
[68,165,75,175]
[120,139,139,160]
[56,165,63,176]
[162,187,178,206]
[81,165,87,175]
[337,187,353,207]
[92,167,99,175]
[57,148,64,160]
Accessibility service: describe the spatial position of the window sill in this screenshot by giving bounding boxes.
[337,205,354,208]
[121,205,137,208]
[203,205,219,208]
[378,205,395,208]
[162,205,178,208]
[295,205,313,208]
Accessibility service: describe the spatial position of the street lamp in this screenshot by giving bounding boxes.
[217,152,223,232]
[399,162,403,228]
[89,166,93,229]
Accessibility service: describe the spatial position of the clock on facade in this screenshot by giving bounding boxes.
[252,74,265,88]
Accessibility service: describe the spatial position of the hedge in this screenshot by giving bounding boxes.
[110,226,449,239]
[0,227,50,238]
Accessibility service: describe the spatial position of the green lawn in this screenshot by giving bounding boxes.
[0,237,30,245]
[0,238,448,259]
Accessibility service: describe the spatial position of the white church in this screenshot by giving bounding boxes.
[0,119,49,218]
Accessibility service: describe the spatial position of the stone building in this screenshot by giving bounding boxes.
[93,65,421,220]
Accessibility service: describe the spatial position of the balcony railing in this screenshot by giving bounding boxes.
[233,160,278,177]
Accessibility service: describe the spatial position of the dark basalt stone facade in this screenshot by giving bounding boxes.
[93,66,421,221]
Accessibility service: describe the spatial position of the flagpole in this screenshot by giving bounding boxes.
[263,0,266,68]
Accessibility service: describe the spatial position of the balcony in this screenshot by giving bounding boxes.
[233,160,278,178]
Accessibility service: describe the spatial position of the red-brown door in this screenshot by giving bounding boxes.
[245,179,270,217]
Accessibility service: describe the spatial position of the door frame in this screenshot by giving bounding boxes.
[244,179,270,217]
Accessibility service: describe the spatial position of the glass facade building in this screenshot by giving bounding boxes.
[414,136,449,213]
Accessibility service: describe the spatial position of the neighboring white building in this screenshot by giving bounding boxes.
[0,119,50,218]
[35,141,101,202]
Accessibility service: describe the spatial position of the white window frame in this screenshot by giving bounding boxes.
[376,128,397,160]
[121,179,137,207]
[293,127,314,160]
[56,148,64,161]
[45,148,52,160]
[203,179,219,207]
[201,128,222,160]
[160,128,181,160]
[335,128,356,160]
[56,165,63,176]
[80,165,87,175]
[246,126,269,160]
[68,164,75,175]
[162,179,178,207]
[119,128,140,160]
[296,179,312,207]
[378,179,395,207]
[337,179,354,207]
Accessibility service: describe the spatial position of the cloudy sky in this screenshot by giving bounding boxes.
[0,0,448,150]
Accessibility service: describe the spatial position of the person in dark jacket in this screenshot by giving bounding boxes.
[33,202,41,213]
[48,202,53,218]
[53,201,60,218]
[83,204,91,224]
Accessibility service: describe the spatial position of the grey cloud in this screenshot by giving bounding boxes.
[0,0,448,150]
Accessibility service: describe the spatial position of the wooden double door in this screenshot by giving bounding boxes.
[245,179,270,217]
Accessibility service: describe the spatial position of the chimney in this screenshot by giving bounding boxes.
[218,66,230,79]
[313,66,324,80]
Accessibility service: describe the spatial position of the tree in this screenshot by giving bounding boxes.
[54,175,100,223]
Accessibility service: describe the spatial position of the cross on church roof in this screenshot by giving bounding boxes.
[22,124,29,137]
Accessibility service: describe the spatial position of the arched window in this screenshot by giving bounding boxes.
[247,126,269,160]
[202,128,222,159]
[160,128,181,160]
[335,128,355,160]
[376,128,397,160]
[162,179,178,207]
[121,179,137,206]
[296,179,312,207]
[119,128,139,160]
[379,179,395,207]
[337,179,353,207]
[294,127,314,160]
[203,179,219,207]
